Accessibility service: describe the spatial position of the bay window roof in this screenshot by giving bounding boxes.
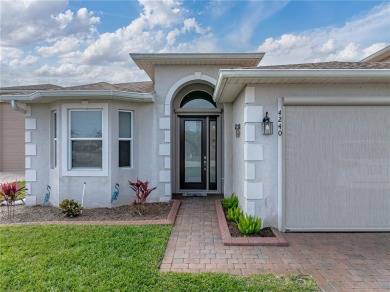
[0,81,155,103]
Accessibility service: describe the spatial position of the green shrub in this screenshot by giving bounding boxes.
[237,214,262,236]
[59,199,83,218]
[221,193,239,209]
[226,206,242,223]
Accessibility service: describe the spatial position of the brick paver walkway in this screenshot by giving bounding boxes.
[161,195,390,291]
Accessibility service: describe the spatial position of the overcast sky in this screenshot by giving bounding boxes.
[0,0,389,87]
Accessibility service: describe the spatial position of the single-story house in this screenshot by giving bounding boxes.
[0,48,389,231]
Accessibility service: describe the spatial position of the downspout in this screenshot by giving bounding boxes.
[11,100,26,114]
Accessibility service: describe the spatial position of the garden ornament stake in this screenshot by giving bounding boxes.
[111,183,120,203]
[81,182,86,207]
[44,185,51,205]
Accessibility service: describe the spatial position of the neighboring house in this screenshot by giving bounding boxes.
[0,102,25,171]
[0,50,389,232]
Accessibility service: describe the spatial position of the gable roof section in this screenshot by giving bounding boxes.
[0,81,155,103]
[213,62,390,103]
[130,53,264,81]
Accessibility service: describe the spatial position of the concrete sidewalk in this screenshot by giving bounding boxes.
[160,195,390,291]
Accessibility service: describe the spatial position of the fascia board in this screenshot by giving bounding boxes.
[213,68,390,103]
[0,90,155,103]
[130,53,265,81]
[219,68,390,78]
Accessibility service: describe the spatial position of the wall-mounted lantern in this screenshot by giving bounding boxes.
[235,124,241,138]
[262,112,273,135]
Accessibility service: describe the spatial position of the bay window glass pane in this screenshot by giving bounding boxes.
[72,141,102,168]
[119,141,131,167]
[53,112,57,138]
[119,112,132,138]
[54,140,57,168]
[71,111,102,138]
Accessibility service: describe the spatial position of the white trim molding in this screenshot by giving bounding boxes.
[164,73,217,116]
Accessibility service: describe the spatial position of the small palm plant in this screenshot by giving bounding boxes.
[237,214,262,237]
[0,181,27,218]
[226,206,242,223]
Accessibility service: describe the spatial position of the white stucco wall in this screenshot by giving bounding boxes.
[231,90,245,211]
[222,103,233,197]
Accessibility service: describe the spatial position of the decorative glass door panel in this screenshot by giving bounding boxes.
[184,120,202,183]
[179,116,218,190]
[209,119,217,190]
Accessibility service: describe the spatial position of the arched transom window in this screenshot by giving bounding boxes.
[180,91,216,109]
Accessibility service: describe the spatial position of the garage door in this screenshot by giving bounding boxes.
[285,105,390,231]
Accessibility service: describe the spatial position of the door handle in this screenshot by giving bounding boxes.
[203,156,207,170]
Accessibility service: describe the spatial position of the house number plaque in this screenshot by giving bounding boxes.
[277,110,282,136]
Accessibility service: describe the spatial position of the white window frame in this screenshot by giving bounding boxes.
[61,103,108,177]
[51,111,57,169]
[119,110,133,168]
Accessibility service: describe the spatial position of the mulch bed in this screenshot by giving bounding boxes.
[0,202,173,224]
[223,208,276,238]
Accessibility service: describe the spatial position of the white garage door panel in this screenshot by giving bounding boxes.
[285,106,390,231]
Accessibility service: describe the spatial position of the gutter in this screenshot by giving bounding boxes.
[1,90,155,103]
[11,100,26,114]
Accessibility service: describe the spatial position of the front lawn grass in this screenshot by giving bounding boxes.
[1,225,317,291]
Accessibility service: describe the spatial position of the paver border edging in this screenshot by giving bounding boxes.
[0,200,181,226]
[215,199,289,246]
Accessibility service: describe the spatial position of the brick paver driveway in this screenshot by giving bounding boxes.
[161,195,390,291]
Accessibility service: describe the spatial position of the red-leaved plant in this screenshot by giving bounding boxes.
[129,178,157,215]
[0,181,27,218]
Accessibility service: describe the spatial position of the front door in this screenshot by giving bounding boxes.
[179,116,217,190]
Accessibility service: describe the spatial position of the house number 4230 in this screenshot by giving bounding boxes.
[278,110,282,136]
